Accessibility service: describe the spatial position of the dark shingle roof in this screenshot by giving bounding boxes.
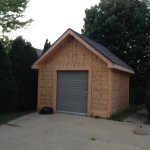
[70,29,133,71]
[36,49,43,57]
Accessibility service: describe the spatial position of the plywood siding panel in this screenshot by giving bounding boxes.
[38,36,109,118]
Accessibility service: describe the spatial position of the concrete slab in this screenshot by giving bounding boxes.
[124,108,149,124]
[0,112,150,150]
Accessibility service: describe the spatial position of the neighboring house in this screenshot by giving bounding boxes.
[35,48,43,57]
[32,28,134,118]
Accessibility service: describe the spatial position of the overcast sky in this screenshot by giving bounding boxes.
[11,0,100,49]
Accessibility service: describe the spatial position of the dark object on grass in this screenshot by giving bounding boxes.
[39,107,53,114]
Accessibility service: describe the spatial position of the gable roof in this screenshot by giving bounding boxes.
[72,29,132,70]
[32,28,134,74]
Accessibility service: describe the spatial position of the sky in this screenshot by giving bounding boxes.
[11,0,100,49]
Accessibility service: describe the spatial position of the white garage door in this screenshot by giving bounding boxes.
[56,71,88,115]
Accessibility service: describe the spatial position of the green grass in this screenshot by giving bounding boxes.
[108,105,144,121]
[0,111,35,125]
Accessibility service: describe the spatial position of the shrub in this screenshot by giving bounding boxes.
[9,37,38,111]
[0,41,17,113]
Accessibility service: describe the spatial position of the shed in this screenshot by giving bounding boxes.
[32,28,134,118]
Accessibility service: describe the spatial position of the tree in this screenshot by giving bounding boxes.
[82,0,150,104]
[42,39,51,55]
[0,41,17,113]
[0,0,33,52]
[0,0,33,34]
[9,36,38,111]
[0,36,13,53]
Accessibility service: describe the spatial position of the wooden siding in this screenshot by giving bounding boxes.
[37,36,109,118]
[110,69,129,115]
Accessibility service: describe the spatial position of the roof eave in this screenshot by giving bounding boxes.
[108,64,134,74]
[69,30,134,74]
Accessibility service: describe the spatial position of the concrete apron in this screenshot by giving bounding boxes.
[0,112,150,150]
[124,108,149,124]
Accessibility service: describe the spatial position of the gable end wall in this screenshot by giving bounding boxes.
[37,36,109,118]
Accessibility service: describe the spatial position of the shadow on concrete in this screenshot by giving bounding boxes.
[124,108,149,124]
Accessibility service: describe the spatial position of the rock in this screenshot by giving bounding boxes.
[133,126,149,135]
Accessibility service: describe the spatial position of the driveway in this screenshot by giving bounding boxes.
[0,112,150,150]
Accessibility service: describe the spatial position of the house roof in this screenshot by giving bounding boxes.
[32,28,134,74]
[35,48,43,57]
[71,29,132,70]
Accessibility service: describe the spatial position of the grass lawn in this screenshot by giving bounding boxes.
[0,111,35,125]
[108,105,145,121]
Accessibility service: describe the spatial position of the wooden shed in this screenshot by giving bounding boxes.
[32,28,134,118]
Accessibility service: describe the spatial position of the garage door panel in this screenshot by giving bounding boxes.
[57,83,88,89]
[56,90,88,95]
[57,106,87,111]
[56,71,88,115]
